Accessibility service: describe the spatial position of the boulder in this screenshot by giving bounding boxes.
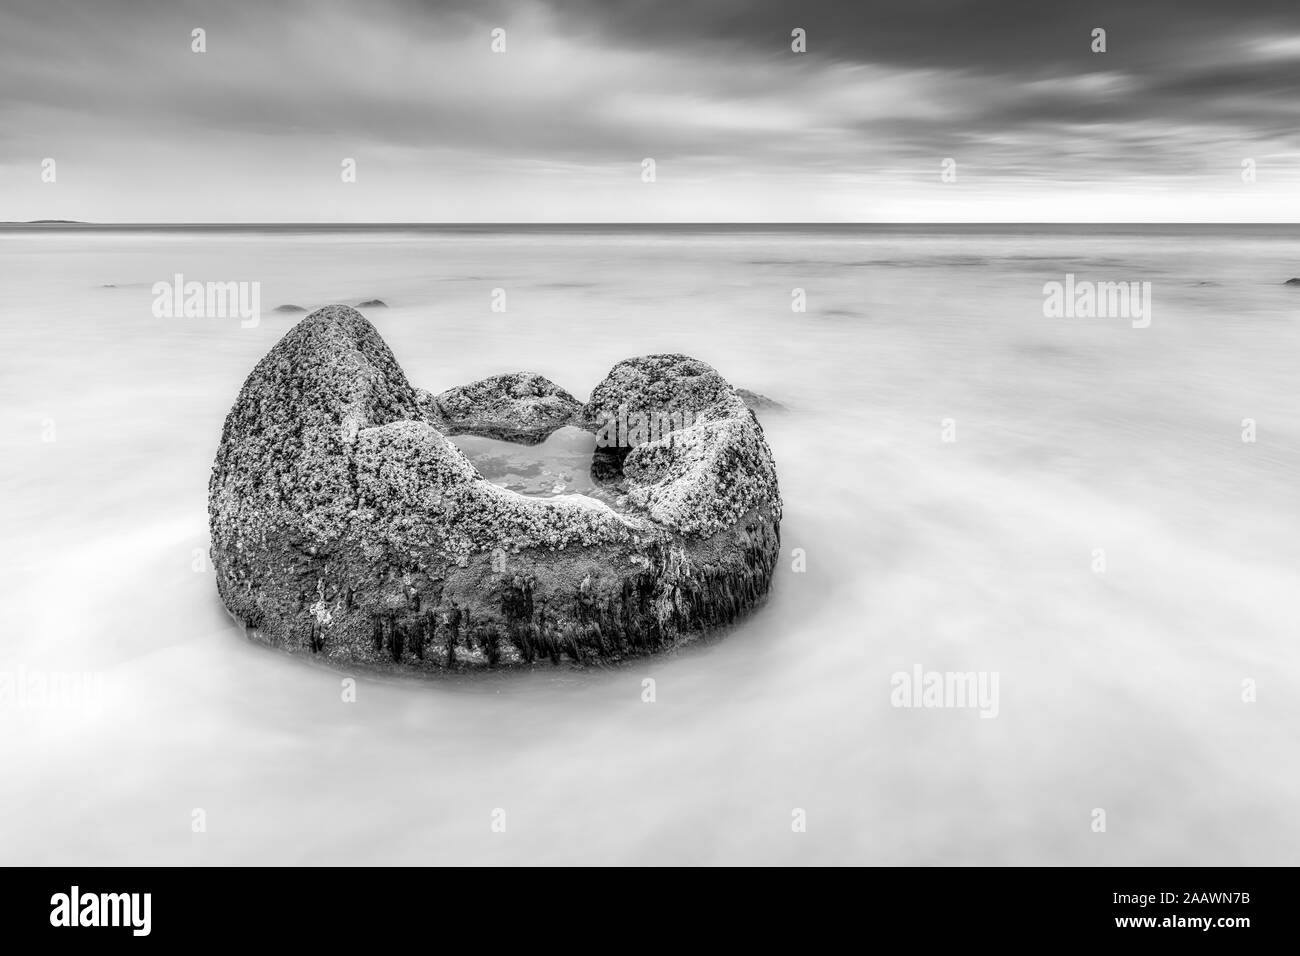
[423,372,582,444]
[208,306,781,670]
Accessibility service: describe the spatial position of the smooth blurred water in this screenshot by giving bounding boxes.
[1,225,1298,865]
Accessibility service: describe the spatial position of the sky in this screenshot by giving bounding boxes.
[2,0,1300,222]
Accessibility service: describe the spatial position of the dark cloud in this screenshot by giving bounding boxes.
[416,0,1300,69]
[1,0,1297,219]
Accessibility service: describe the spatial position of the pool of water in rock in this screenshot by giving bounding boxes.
[449,426,630,511]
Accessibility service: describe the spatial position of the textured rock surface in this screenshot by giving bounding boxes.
[585,353,736,430]
[425,372,583,444]
[209,306,781,670]
[585,354,781,537]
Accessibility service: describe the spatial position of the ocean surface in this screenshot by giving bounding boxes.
[1,224,1298,865]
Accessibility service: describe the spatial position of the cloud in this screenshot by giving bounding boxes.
[1,0,1297,220]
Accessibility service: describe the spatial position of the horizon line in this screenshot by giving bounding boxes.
[5,220,1300,228]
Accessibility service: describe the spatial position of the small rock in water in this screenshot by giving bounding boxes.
[357,298,387,307]
[736,387,785,412]
[274,304,307,313]
[1285,278,1300,286]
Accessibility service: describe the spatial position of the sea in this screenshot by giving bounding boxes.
[1,223,1297,864]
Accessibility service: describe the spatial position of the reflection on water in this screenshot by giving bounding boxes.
[450,426,627,510]
[1,227,1299,865]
